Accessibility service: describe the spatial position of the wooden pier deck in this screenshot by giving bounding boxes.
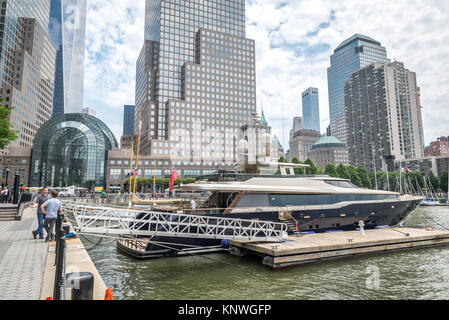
[230,227,449,269]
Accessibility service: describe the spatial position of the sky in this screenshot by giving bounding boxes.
[84,0,449,150]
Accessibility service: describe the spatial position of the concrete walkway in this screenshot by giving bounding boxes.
[0,206,48,300]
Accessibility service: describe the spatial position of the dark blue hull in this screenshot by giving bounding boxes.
[118,198,421,258]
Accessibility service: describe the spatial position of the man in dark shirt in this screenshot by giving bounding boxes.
[32,187,49,240]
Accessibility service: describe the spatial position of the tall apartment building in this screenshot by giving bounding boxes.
[48,0,87,115]
[123,104,135,136]
[424,136,449,157]
[135,0,256,176]
[345,61,425,172]
[327,34,390,145]
[0,1,56,150]
[302,87,320,132]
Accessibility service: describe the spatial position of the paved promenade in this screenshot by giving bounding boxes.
[0,206,48,300]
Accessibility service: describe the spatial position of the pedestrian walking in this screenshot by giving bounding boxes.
[40,191,62,242]
[31,187,49,240]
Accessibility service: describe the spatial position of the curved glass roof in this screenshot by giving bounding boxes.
[335,34,381,52]
[30,113,118,188]
[312,136,346,149]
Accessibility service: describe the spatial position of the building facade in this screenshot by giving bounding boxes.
[48,0,87,115]
[30,113,118,188]
[424,136,449,157]
[1,4,56,150]
[0,146,32,188]
[135,0,255,174]
[289,116,303,140]
[123,104,135,136]
[345,61,425,173]
[327,34,390,144]
[288,129,321,162]
[302,87,320,132]
[120,135,134,150]
[308,136,349,170]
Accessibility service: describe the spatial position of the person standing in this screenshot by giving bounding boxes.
[32,187,49,240]
[2,187,9,203]
[40,191,62,242]
[190,198,197,214]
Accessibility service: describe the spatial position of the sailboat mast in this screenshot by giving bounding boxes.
[128,140,134,207]
[132,121,142,204]
[153,160,156,200]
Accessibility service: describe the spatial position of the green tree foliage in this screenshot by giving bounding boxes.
[291,157,304,174]
[303,158,317,175]
[325,163,337,177]
[336,164,351,180]
[356,165,372,189]
[440,172,448,193]
[427,173,440,192]
[0,101,18,149]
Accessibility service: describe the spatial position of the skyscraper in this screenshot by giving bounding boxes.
[345,61,425,172]
[48,0,87,115]
[123,105,135,136]
[0,1,56,149]
[135,0,256,176]
[302,87,320,132]
[327,34,390,144]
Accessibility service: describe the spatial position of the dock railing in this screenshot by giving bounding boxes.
[68,204,288,243]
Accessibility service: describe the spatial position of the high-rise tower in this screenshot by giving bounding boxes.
[302,87,320,132]
[136,0,256,175]
[0,0,56,149]
[48,0,87,115]
[327,34,390,144]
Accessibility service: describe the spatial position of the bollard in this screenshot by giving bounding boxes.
[66,272,94,300]
[359,220,365,236]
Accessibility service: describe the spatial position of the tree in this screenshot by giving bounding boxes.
[336,164,351,180]
[325,163,337,177]
[440,172,448,194]
[292,157,304,174]
[347,165,362,187]
[303,158,317,175]
[427,173,440,192]
[0,101,18,149]
[356,165,372,189]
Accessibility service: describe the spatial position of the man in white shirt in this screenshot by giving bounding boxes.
[40,191,63,242]
[190,198,197,214]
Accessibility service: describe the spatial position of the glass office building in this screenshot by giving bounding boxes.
[48,0,87,115]
[30,113,118,187]
[136,0,256,173]
[302,87,320,132]
[327,34,390,144]
[0,1,56,149]
[123,105,135,136]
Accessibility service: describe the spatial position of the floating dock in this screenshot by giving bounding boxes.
[230,227,449,269]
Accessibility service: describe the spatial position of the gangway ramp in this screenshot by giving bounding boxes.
[67,204,288,242]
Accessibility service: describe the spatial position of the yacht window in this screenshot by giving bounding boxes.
[325,180,358,188]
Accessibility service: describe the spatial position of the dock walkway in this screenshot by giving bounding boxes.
[230,227,449,269]
[0,206,107,300]
[0,206,47,300]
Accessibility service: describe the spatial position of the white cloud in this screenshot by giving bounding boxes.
[85,0,449,148]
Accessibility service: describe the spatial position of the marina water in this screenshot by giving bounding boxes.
[84,206,449,300]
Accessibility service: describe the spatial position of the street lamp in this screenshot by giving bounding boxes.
[5,166,9,187]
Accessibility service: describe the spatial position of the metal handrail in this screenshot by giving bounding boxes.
[71,204,288,242]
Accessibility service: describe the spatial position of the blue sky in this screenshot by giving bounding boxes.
[84,0,449,149]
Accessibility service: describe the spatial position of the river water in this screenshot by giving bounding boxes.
[84,206,449,300]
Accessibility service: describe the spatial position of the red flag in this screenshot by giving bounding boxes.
[169,165,179,192]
